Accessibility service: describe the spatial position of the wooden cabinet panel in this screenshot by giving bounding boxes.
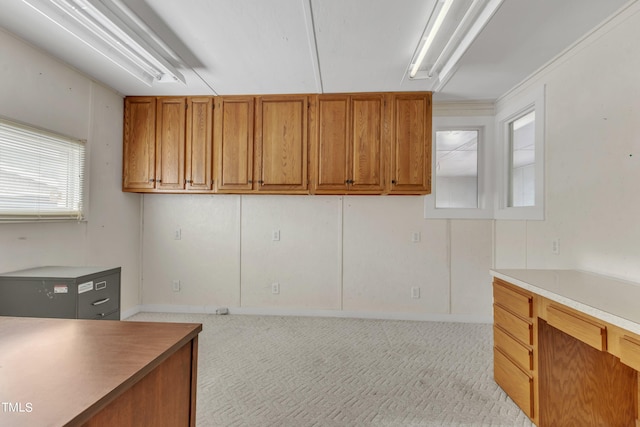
[255,95,308,192]
[215,96,254,192]
[123,92,431,195]
[85,340,195,427]
[350,95,385,192]
[494,304,533,345]
[494,279,533,318]
[494,347,534,418]
[546,304,606,351]
[313,95,350,192]
[123,97,156,190]
[156,97,186,191]
[494,325,533,370]
[620,335,640,371]
[389,93,431,194]
[186,97,213,191]
[311,94,386,194]
[539,318,636,427]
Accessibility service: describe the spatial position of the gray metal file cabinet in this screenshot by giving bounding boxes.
[0,266,120,320]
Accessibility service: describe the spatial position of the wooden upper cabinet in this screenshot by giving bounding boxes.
[122,91,431,195]
[156,97,186,191]
[255,95,308,192]
[312,95,350,193]
[350,94,385,192]
[311,94,385,194]
[215,96,255,192]
[389,93,432,194]
[186,97,213,191]
[123,97,156,191]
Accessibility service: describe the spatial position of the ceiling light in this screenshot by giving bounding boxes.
[409,0,454,79]
[407,0,504,88]
[21,0,186,86]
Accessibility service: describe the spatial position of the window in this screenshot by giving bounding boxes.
[435,129,479,208]
[0,118,86,221]
[425,115,494,219]
[509,111,535,207]
[495,85,545,220]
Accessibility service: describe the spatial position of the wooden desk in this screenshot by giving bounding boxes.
[0,317,202,427]
[491,269,640,427]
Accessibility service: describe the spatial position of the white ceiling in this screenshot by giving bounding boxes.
[0,0,630,100]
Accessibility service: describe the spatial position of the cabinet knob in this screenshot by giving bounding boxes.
[391,180,397,185]
[149,178,155,183]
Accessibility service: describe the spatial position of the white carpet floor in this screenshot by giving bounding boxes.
[128,313,535,427]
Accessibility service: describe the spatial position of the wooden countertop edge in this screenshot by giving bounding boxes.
[65,322,202,426]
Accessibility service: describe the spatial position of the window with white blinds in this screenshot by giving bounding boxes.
[0,118,85,221]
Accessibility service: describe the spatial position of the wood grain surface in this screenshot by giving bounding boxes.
[539,319,636,427]
[0,316,201,427]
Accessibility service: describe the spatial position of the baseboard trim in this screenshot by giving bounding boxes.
[126,304,491,324]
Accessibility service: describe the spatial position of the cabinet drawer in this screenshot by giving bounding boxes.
[494,304,533,345]
[546,304,606,351]
[619,335,640,371]
[494,347,533,418]
[494,325,533,371]
[494,280,532,318]
[78,274,120,320]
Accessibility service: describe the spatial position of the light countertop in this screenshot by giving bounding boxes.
[490,269,640,335]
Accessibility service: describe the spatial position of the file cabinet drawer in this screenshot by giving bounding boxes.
[546,304,606,351]
[494,347,533,418]
[494,325,533,371]
[494,304,533,345]
[619,335,640,371]
[494,280,533,318]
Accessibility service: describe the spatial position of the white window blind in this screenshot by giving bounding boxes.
[0,118,85,221]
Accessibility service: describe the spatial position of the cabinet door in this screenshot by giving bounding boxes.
[185,97,213,191]
[312,95,350,193]
[255,95,308,192]
[389,93,431,194]
[156,97,186,191]
[123,97,156,191]
[350,94,385,192]
[215,96,254,192]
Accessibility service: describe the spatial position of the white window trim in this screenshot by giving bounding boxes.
[494,85,545,220]
[425,115,494,219]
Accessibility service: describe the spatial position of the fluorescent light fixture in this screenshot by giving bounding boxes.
[21,0,185,86]
[407,0,503,88]
[409,0,454,79]
[433,0,503,91]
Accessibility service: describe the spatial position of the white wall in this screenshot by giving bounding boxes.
[141,193,493,321]
[494,3,640,283]
[0,29,141,313]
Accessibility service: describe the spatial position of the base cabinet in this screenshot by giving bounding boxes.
[493,276,640,427]
[493,279,536,419]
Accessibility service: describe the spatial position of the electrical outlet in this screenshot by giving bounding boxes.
[272,230,280,241]
[174,228,182,240]
[552,238,560,254]
[411,232,421,243]
[271,282,280,294]
[172,280,181,292]
[411,286,420,299]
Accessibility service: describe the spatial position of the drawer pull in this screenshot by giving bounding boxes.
[92,298,110,306]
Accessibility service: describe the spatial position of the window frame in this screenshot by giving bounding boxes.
[495,86,545,220]
[424,115,494,219]
[0,116,87,223]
